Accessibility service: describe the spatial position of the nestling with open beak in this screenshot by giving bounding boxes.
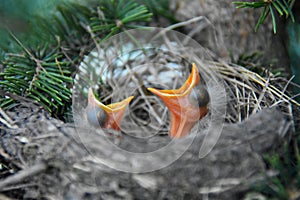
[148,63,209,138]
[86,88,134,131]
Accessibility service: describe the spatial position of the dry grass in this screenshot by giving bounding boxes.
[210,60,299,124]
[73,21,299,138]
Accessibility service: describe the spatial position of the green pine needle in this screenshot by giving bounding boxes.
[270,5,277,34]
[233,0,295,34]
[91,0,152,37]
[0,42,73,117]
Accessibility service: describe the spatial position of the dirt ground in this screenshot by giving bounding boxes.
[0,102,289,199]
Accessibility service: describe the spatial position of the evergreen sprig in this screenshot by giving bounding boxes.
[135,0,178,23]
[90,0,152,39]
[233,0,295,34]
[0,42,73,118]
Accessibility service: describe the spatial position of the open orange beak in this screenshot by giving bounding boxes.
[86,88,134,131]
[148,63,209,138]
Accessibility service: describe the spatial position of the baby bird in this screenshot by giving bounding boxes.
[148,63,209,138]
[86,88,134,131]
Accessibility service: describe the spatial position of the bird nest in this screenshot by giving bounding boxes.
[1,22,299,200]
[73,27,299,139]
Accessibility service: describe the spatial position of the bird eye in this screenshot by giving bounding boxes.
[87,106,107,127]
[189,84,210,108]
[97,108,107,127]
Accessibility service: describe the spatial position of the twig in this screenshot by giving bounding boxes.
[124,64,164,125]
[252,73,300,106]
[252,76,270,115]
[0,108,14,125]
[0,117,14,129]
[0,162,47,190]
[0,194,14,200]
[0,108,18,129]
[153,16,210,42]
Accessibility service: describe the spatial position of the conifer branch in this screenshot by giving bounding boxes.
[233,0,295,34]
